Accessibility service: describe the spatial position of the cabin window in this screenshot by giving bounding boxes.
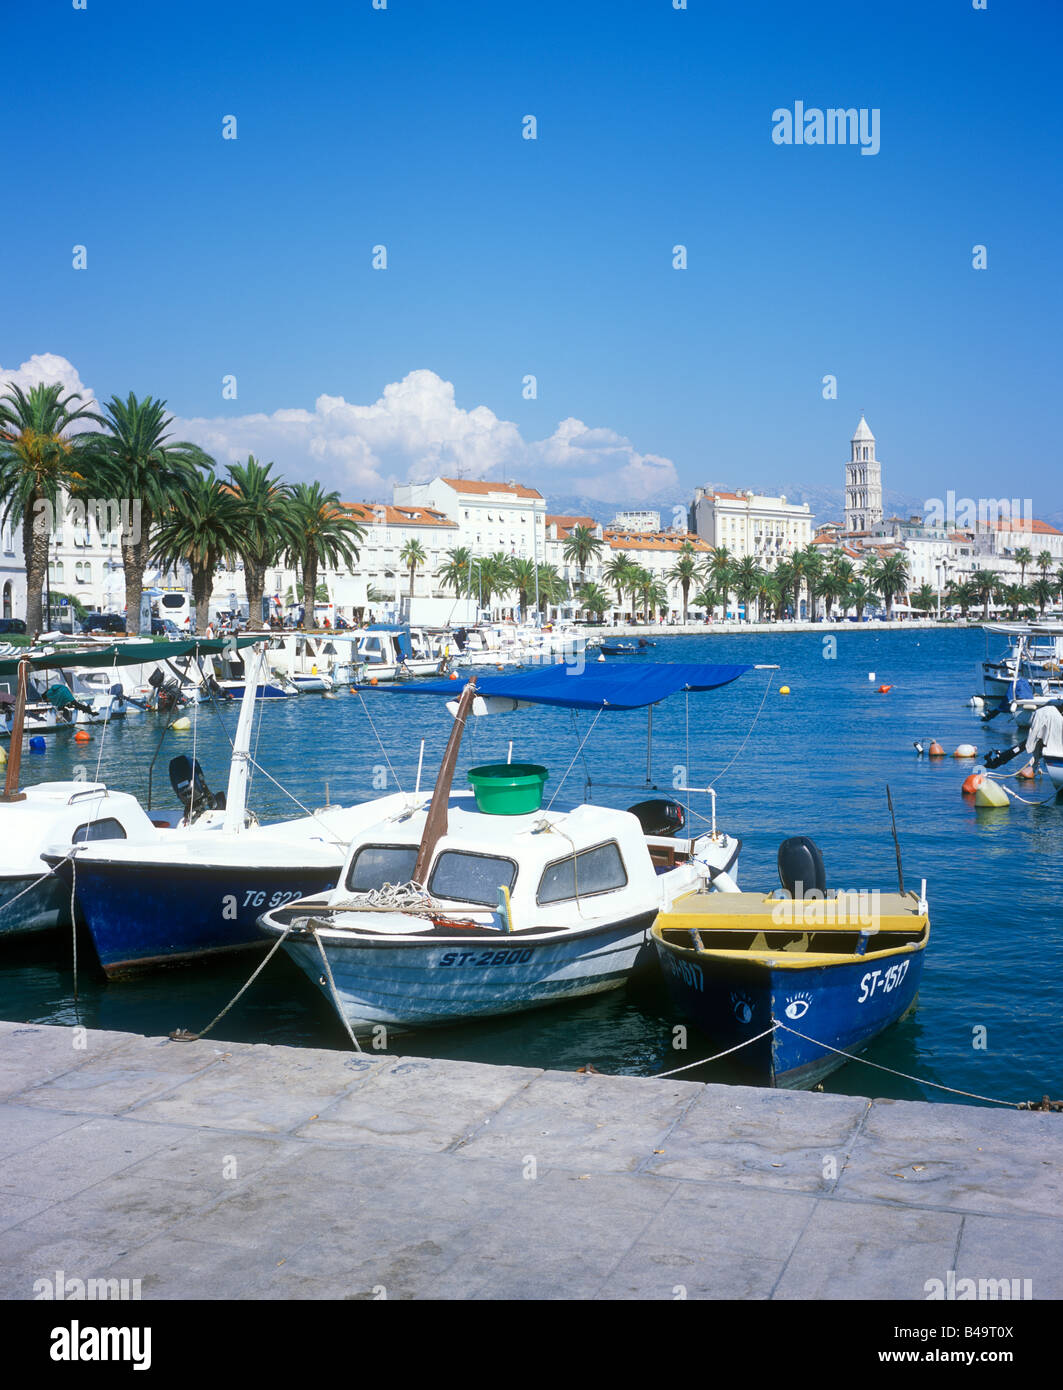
[429,851,517,907]
[346,844,419,892]
[537,841,627,905]
[72,818,127,844]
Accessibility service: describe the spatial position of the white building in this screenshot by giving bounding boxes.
[690,488,812,566]
[393,477,547,566]
[844,416,883,533]
[611,509,661,534]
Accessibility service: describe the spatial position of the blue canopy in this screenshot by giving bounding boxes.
[353,662,752,711]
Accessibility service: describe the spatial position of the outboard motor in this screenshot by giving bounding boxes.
[777,836,826,899]
[169,755,225,820]
[627,798,686,838]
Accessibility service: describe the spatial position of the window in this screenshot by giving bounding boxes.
[429,850,517,906]
[72,818,127,844]
[346,844,419,893]
[537,841,627,904]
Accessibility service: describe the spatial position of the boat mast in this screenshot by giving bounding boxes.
[221,643,269,834]
[1,659,29,803]
[412,676,478,885]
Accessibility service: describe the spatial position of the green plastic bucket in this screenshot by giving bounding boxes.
[467,763,549,815]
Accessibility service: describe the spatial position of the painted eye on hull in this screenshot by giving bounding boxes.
[785,999,810,1020]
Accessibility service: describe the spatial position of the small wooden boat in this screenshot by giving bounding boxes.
[600,642,637,656]
[652,839,929,1089]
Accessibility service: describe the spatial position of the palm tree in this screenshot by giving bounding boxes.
[439,546,474,597]
[732,556,763,623]
[400,538,427,602]
[1037,550,1053,581]
[1014,547,1033,587]
[971,569,999,621]
[478,553,514,612]
[868,553,910,619]
[562,525,603,590]
[0,381,105,634]
[534,563,564,619]
[944,577,977,620]
[794,545,824,620]
[577,581,609,621]
[999,584,1029,620]
[150,477,244,634]
[911,582,936,616]
[773,559,795,620]
[627,565,651,620]
[508,557,538,618]
[1031,576,1054,616]
[706,547,733,617]
[756,570,780,623]
[638,572,669,621]
[604,553,637,612]
[226,457,296,629]
[666,542,702,624]
[848,578,873,621]
[87,394,215,634]
[286,482,365,624]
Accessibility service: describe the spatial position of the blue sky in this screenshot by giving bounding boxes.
[3,0,1060,517]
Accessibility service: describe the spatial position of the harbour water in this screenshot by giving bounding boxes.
[1,627,1059,1106]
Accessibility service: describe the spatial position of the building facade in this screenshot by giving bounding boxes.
[844,416,883,533]
[690,488,812,566]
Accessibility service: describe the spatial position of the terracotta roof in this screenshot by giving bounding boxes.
[604,530,712,553]
[547,515,598,536]
[440,478,543,499]
[986,517,1062,536]
[343,503,457,529]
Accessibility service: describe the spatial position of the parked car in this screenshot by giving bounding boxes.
[0,618,27,635]
[79,613,127,635]
[151,618,180,636]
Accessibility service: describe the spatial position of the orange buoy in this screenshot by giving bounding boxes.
[448,672,458,680]
[928,741,945,757]
[962,772,985,795]
[369,677,378,686]
[1018,762,1037,781]
[877,684,892,693]
[74,729,91,743]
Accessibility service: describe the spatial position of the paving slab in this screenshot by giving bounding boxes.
[835,1098,1063,1217]
[954,1214,1063,1300]
[643,1085,870,1191]
[772,1199,963,1300]
[454,1069,701,1172]
[0,1102,91,1161]
[0,1022,140,1100]
[295,1056,537,1151]
[0,1115,192,1201]
[13,1035,228,1115]
[129,1043,391,1134]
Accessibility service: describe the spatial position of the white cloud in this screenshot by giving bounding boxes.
[0,352,99,410]
[0,358,678,503]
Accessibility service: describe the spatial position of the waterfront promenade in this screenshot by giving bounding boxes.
[1,1020,1058,1300]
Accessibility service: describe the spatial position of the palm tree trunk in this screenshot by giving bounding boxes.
[303,553,318,623]
[243,558,268,630]
[122,533,150,636]
[23,504,48,636]
[192,565,213,636]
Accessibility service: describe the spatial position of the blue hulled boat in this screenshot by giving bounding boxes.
[652,840,929,1088]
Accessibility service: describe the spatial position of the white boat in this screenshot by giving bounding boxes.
[980,622,1063,716]
[43,645,421,975]
[258,661,755,1036]
[0,637,261,938]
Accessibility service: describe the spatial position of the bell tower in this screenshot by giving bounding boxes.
[844,415,883,533]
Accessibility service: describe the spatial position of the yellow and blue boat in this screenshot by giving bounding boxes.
[652,868,929,1089]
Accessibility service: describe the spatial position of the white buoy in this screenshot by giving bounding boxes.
[968,696,984,708]
[868,672,876,681]
[171,716,192,731]
[597,654,606,663]
[974,779,1010,808]
[953,744,978,758]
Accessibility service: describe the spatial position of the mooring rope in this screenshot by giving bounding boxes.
[311,925,364,1052]
[169,919,297,1042]
[652,1015,1029,1108]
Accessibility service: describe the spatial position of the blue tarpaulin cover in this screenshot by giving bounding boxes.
[353,662,752,710]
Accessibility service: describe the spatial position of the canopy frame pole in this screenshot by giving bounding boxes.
[1,660,29,802]
[413,677,477,885]
[646,704,653,783]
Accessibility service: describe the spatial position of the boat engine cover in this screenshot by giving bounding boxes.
[777,835,826,898]
[627,798,686,838]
